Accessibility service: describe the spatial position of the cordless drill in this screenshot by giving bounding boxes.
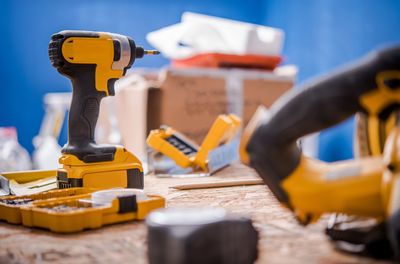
[240,46,400,259]
[48,30,159,189]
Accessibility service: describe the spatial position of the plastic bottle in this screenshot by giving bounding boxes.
[0,127,32,172]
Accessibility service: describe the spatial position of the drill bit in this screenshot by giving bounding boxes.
[135,47,160,58]
[144,50,160,55]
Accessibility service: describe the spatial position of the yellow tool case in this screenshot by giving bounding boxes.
[0,187,96,224]
[20,191,165,233]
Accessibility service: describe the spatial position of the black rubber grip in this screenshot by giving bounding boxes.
[247,46,400,204]
[64,65,117,161]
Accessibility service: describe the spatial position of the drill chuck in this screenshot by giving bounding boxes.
[135,46,145,59]
[135,47,160,58]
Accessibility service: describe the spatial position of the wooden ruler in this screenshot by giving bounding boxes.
[170,179,264,190]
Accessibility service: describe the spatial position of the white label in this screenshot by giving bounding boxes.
[325,166,362,181]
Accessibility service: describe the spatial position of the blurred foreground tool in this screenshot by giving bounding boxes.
[147,114,241,175]
[48,30,159,189]
[147,207,258,264]
[240,46,400,260]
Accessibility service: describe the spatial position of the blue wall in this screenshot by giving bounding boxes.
[0,0,263,153]
[1,0,400,161]
[262,0,400,161]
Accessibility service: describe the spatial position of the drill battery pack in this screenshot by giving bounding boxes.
[57,146,144,190]
[146,114,241,174]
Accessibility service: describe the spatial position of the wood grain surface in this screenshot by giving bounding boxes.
[0,163,390,264]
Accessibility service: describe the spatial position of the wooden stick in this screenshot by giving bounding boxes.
[170,179,264,190]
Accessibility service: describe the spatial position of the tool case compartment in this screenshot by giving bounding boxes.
[20,193,165,233]
[0,188,96,224]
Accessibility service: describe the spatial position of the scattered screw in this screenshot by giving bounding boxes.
[0,198,33,205]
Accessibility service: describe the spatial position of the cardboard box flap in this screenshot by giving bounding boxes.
[111,66,296,161]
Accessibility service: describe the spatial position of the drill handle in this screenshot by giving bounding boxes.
[68,67,102,144]
[63,68,116,162]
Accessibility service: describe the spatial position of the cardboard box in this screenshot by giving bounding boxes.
[107,67,296,160]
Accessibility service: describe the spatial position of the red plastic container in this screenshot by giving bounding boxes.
[172,53,282,70]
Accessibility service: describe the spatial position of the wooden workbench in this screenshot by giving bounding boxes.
[0,164,391,264]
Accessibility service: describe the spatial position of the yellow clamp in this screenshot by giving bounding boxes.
[147,114,241,172]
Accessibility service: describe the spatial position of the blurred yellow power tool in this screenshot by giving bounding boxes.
[49,30,159,189]
[240,46,400,260]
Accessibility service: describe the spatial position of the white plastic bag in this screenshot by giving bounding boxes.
[147,12,284,60]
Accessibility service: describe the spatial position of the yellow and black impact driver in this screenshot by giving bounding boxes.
[240,46,400,260]
[48,30,159,189]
